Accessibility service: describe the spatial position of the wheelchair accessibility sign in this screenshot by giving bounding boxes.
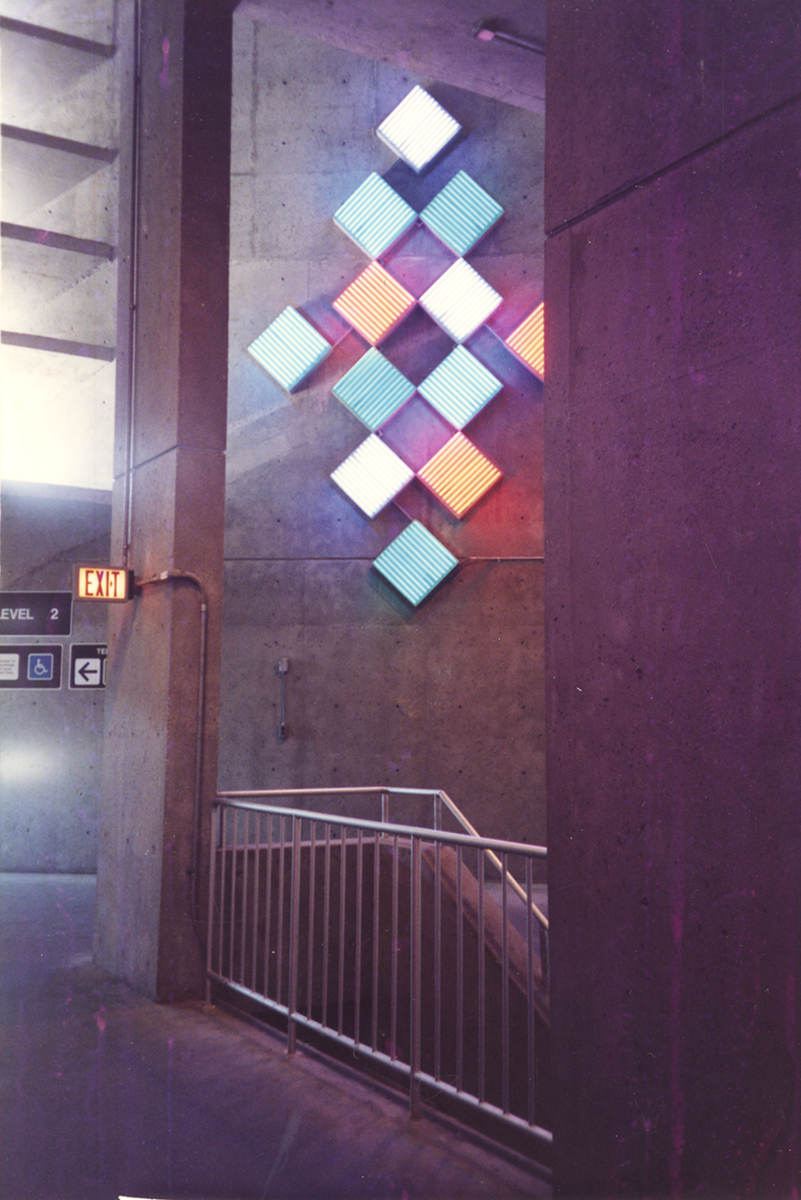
[0,645,62,689]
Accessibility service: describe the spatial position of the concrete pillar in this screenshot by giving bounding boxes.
[545,4,801,1195]
[94,0,233,1001]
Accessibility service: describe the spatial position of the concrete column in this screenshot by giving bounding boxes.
[95,0,233,1001]
[545,4,801,1195]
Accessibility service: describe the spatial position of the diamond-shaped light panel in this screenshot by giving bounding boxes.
[418,345,502,429]
[373,521,459,606]
[331,434,414,518]
[376,86,461,173]
[418,432,502,519]
[505,302,544,378]
[333,261,416,345]
[248,306,331,392]
[333,348,415,431]
[333,173,417,259]
[420,171,503,257]
[419,258,502,343]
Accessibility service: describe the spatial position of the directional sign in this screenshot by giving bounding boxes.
[75,566,133,602]
[69,643,108,690]
[0,592,72,637]
[0,644,62,689]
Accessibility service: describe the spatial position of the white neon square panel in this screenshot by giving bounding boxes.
[333,173,417,259]
[418,345,502,428]
[420,171,503,257]
[247,306,331,392]
[373,521,458,606]
[419,259,502,343]
[331,435,414,518]
[376,86,461,173]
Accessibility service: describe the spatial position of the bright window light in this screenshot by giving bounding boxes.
[420,171,503,256]
[419,258,502,343]
[333,348,415,430]
[373,520,459,606]
[333,173,418,259]
[330,434,414,517]
[376,86,461,173]
[505,301,544,378]
[248,306,331,392]
[333,261,416,345]
[418,345,502,428]
[417,432,502,518]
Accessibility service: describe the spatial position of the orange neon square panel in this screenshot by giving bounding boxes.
[505,302,544,378]
[333,261,416,345]
[417,433,502,518]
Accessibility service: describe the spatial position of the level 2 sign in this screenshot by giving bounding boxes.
[70,643,108,690]
[0,591,72,636]
[0,645,63,689]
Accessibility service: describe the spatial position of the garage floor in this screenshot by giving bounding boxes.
[0,873,551,1200]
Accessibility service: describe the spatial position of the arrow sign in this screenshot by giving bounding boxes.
[69,644,108,690]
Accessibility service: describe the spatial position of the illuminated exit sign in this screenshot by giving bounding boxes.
[76,566,134,602]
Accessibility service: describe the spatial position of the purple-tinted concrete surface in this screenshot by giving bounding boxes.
[545,0,801,232]
[0,874,550,1200]
[546,6,801,1197]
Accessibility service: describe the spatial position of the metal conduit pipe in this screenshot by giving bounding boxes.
[121,0,142,569]
[472,19,545,56]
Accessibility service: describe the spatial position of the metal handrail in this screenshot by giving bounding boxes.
[216,786,549,930]
[207,792,552,1155]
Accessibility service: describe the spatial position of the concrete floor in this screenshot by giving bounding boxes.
[0,873,551,1200]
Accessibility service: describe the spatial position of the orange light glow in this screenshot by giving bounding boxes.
[505,302,544,378]
[417,433,502,518]
[333,262,416,345]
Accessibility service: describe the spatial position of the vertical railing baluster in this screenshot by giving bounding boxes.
[306,820,317,1018]
[501,851,510,1115]
[264,812,274,998]
[434,838,442,1084]
[371,828,380,1053]
[287,814,301,1054]
[527,856,536,1125]
[410,834,422,1119]
[337,824,347,1037]
[228,807,238,981]
[354,829,363,1046]
[251,809,260,992]
[276,815,286,1006]
[322,824,331,1027]
[240,810,250,985]
[206,804,218,1003]
[390,833,399,1063]
[477,853,486,1104]
[456,842,464,1093]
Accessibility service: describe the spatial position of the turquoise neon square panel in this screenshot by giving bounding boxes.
[248,307,331,392]
[418,345,502,429]
[333,173,417,259]
[376,86,461,173]
[331,434,414,518]
[419,258,502,343]
[333,348,416,431]
[373,521,459,606]
[420,171,503,256]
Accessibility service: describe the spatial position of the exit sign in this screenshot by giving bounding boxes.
[76,566,134,602]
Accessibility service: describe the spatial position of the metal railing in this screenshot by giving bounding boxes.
[207,787,551,1154]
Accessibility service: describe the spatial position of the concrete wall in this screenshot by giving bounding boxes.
[545,3,801,1195]
[220,19,546,847]
[0,482,111,871]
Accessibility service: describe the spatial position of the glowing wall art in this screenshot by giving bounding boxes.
[248,306,331,393]
[505,301,545,379]
[247,85,543,605]
[376,85,461,172]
